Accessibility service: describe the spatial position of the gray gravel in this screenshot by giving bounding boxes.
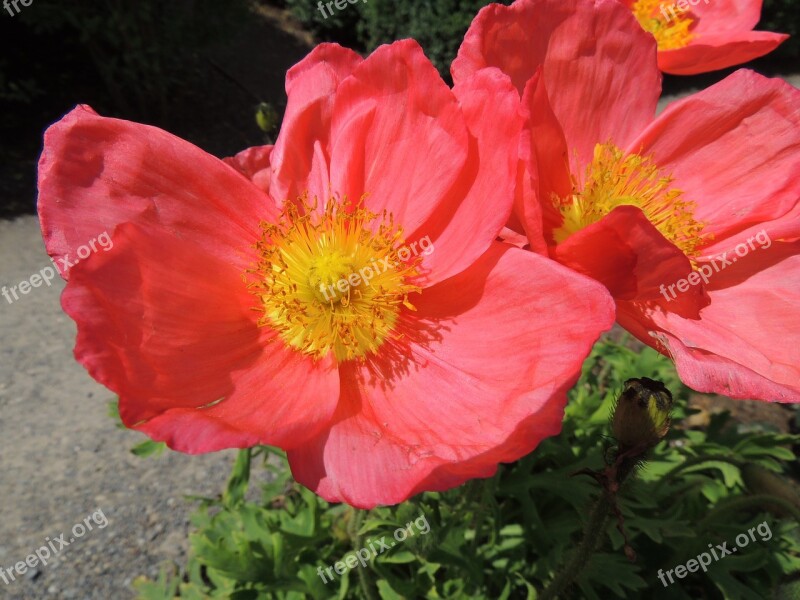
[0,215,260,600]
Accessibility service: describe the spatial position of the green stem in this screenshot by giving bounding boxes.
[697,494,800,529]
[539,491,613,600]
[469,476,497,555]
[350,509,377,600]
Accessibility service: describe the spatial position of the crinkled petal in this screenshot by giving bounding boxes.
[688,0,766,33]
[223,144,274,196]
[270,44,363,202]
[38,105,277,279]
[618,241,800,403]
[328,39,469,236]
[453,0,660,171]
[517,71,571,252]
[552,206,708,315]
[411,67,523,285]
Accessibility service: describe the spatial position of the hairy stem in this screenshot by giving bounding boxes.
[540,491,613,600]
[350,509,377,600]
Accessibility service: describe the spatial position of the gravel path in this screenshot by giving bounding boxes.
[0,216,261,600]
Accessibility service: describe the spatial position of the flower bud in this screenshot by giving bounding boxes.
[611,377,673,451]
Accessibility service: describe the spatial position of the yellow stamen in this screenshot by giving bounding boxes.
[631,0,695,50]
[552,142,710,258]
[249,195,422,363]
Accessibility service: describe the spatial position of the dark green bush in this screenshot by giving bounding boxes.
[284,0,511,78]
[283,0,364,47]
[4,0,249,121]
[356,0,513,76]
[760,0,800,59]
[282,0,800,79]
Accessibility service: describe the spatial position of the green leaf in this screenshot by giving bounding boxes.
[130,439,167,458]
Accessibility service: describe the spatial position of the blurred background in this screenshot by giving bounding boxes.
[0,1,798,599]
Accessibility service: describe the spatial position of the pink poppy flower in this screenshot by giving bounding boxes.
[37,40,615,507]
[453,0,800,403]
[622,0,788,74]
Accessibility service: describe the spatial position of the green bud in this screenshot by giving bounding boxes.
[611,377,673,451]
[256,102,279,134]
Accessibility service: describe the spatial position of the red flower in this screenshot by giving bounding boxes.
[38,40,615,507]
[454,0,800,403]
[621,0,788,74]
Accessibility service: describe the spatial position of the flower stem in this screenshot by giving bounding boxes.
[350,509,377,600]
[698,493,800,529]
[540,490,613,600]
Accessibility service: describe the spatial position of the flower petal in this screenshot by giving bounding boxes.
[328,39,469,235]
[688,0,765,33]
[38,106,277,279]
[618,241,800,403]
[517,71,572,253]
[552,206,708,315]
[270,43,364,202]
[453,0,660,170]
[288,243,615,507]
[630,69,800,255]
[658,31,788,75]
[411,67,523,285]
[64,221,340,453]
[223,144,274,196]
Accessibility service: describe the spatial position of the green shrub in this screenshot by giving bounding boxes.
[11,0,249,120]
[281,0,800,79]
[760,0,800,59]
[283,0,510,78]
[356,0,512,77]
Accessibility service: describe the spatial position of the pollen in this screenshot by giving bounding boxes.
[631,0,695,50]
[249,195,422,363]
[552,142,710,258]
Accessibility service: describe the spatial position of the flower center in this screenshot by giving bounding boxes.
[631,0,695,50]
[250,196,421,363]
[552,142,709,257]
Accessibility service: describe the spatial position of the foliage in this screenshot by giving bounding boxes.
[282,0,512,78]
[283,0,364,48]
[355,0,514,78]
[760,0,800,59]
[280,0,800,77]
[132,338,800,599]
[1,0,248,120]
